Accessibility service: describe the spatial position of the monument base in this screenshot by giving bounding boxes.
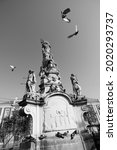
[19,134,85,150]
[20,141,36,150]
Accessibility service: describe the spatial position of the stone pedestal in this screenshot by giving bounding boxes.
[20,141,36,150]
[19,97,44,139]
[19,92,87,150]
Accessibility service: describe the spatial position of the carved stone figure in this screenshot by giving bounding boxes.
[40,39,51,54]
[40,39,54,70]
[26,70,36,93]
[70,74,81,97]
[46,60,59,74]
[39,39,65,95]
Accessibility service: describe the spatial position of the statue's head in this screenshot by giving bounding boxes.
[40,39,51,52]
[29,70,32,74]
[71,74,74,77]
[29,70,34,74]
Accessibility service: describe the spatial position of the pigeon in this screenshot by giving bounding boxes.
[67,25,79,38]
[62,131,69,137]
[55,132,64,139]
[71,130,78,140]
[61,8,71,23]
[10,65,16,71]
[39,134,47,140]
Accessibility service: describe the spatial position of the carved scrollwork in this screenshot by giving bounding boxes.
[24,105,32,115]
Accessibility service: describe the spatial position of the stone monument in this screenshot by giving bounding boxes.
[19,40,100,150]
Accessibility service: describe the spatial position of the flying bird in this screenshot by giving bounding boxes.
[61,8,71,23]
[10,65,16,71]
[67,25,79,38]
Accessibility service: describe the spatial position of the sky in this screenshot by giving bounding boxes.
[0,0,100,101]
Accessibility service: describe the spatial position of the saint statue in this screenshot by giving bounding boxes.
[40,39,54,69]
[70,74,81,97]
[26,70,36,93]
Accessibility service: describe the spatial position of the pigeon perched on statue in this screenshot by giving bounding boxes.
[71,130,78,140]
[55,132,64,139]
[62,131,69,137]
[39,134,47,140]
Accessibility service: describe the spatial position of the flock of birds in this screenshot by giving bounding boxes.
[9,8,79,72]
[61,8,79,38]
